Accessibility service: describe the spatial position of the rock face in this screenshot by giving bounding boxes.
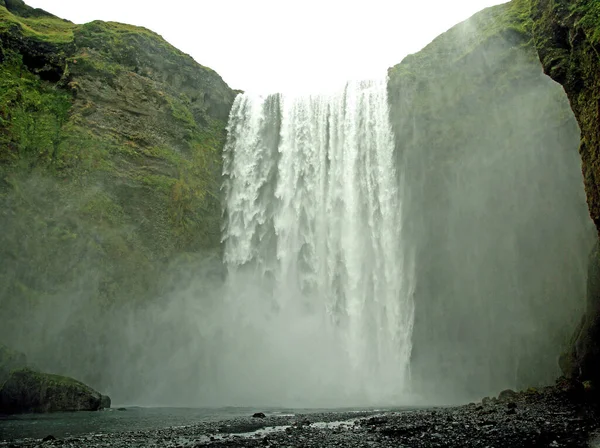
[100,394,111,409]
[387,0,595,400]
[0,1,235,398]
[0,368,110,413]
[531,0,600,387]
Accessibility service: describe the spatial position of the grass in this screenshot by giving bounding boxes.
[0,51,72,167]
[0,6,75,43]
[390,0,535,80]
[0,0,231,322]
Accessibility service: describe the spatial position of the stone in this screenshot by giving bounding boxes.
[252,412,266,419]
[100,395,111,409]
[0,368,106,414]
[498,389,517,401]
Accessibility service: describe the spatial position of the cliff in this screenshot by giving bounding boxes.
[387,0,594,400]
[4,0,600,405]
[532,0,600,387]
[0,0,234,394]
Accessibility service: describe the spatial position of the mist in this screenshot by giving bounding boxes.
[388,14,595,402]
[0,5,596,410]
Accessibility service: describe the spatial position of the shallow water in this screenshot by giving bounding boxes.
[0,407,258,441]
[0,406,396,441]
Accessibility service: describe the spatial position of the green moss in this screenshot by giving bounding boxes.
[389,0,534,81]
[167,94,197,129]
[0,2,234,388]
[0,5,75,43]
[571,2,600,45]
[0,368,105,413]
[0,50,72,167]
[81,193,124,225]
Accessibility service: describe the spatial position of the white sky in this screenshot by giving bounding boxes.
[25,0,507,94]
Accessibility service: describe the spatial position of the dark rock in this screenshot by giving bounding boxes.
[252,412,266,419]
[294,418,311,427]
[533,0,600,388]
[0,368,106,414]
[117,407,127,411]
[507,402,517,410]
[100,395,111,409]
[388,0,592,401]
[365,416,389,426]
[4,0,55,18]
[498,389,517,401]
[41,435,56,442]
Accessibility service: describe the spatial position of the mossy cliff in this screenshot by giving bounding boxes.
[0,0,234,394]
[388,0,594,400]
[531,0,600,386]
[0,368,110,413]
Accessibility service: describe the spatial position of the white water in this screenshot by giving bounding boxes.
[221,79,415,406]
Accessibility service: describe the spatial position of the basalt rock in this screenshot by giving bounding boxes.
[0,368,109,414]
[532,0,600,387]
[100,394,111,409]
[0,0,235,401]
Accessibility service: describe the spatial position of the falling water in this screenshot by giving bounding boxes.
[221,79,415,406]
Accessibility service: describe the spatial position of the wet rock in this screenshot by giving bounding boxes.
[498,389,517,401]
[1,388,598,447]
[100,395,111,409]
[0,368,106,413]
[252,412,266,419]
[41,435,56,442]
[294,418,311,427]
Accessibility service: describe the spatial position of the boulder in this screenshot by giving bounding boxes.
[0,368,109,414]
[100,394,111,409]
[498,389,517,401]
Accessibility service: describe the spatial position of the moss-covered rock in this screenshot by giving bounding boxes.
[531,0,600,387]
[0,368,109,413]
[388,0,594,399]
[0,1,234,397]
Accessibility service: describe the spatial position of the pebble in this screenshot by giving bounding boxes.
[2,387,598,447]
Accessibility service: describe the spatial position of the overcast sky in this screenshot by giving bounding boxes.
[25,0,507,94]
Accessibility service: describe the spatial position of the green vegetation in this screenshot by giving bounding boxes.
[0,368,106,413]
[531,0,600,385]
[571,1,600,45]
[389,0,534,82]
[0,5,75,43]
[388,0,591,397]
[0,51,72,167]
[0,0,235,384]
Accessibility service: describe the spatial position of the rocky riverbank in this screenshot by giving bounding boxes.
[3,385,599,447]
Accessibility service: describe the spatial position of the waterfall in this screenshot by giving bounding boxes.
[221,79,415,406]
